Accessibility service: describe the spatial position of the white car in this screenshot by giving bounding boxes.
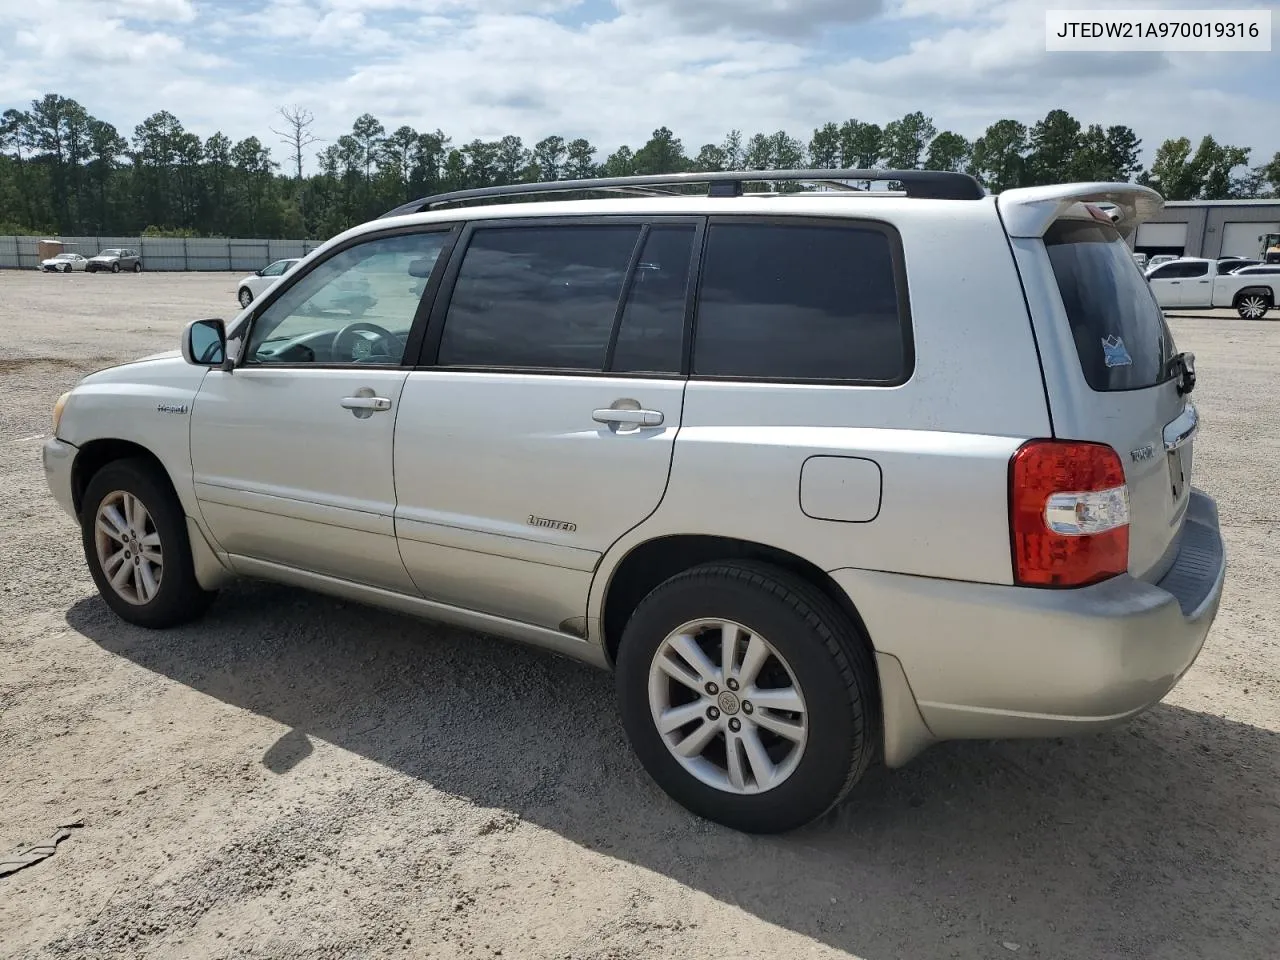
[39,253,89,273]
[1146,257,1278,318]
[237,258,301,308]
[1145,254,1180,271]
[42,171,1224,834]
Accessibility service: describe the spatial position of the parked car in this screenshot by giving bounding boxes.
[1217,258,1260,274]
[42,171,1225,834]
[237,258,301,308]
[1146,254,1180,270]
[38,252,89,273]
[86,248,142,273]
[1146,256,1278,318]
[1131,251,1148,270]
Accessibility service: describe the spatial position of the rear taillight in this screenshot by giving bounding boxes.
[1009,440,1129,587]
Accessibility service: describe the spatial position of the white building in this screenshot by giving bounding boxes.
[1129,198,1280,260]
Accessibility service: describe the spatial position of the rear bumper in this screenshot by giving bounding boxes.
[833,489,1226,758]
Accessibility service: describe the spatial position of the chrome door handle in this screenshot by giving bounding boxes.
[341,396,392,411]
[593,408,663,427]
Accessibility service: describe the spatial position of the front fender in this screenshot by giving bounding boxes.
[58,356,210,519]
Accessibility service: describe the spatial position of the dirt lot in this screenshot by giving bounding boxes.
[1,270,1277,960]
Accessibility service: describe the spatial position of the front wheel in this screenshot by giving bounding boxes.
[238,287,254,308]
[615,561,879,834]
[62,264,72,273]
[111,262,120,273]
[1236,294,1271,319]
[80,458,216,628]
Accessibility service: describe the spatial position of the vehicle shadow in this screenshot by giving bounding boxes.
[66,582,1279,959]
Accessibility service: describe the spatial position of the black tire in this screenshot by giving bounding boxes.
[1235,292,1271,320]
[62,264,72,273]
[238,287,254,309]
[615,560,879,834]
[80,457,216,629]
[132,261,142,273]
[111,262,120,273]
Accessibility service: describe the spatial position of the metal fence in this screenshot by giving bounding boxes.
[0,235,327,271]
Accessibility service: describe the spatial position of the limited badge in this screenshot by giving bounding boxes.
[1102,334,1132,368]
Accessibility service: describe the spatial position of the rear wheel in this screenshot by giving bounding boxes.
[615,560,879,834]
[132,261,142,273]
[80,458,216,628]
[1235,293,1271,319]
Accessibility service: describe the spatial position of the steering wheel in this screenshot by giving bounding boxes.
[332,322,399,363]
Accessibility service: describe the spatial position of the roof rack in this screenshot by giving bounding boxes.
[380,168,987,218]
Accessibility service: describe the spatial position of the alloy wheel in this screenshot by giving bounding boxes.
[648,618,808,795]
[1238,296,1269,319]
[93,490,164,605]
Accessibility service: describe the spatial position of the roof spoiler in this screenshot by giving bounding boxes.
[996,182,1164,238]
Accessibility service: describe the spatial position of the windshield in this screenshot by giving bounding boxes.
[1045,218,1176,392]
[100,249,122,256]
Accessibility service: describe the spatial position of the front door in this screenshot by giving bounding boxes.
[191,227,453,592]
[1144,262,1183,307]
[1179,260,1212,306]
[393,219,699,629]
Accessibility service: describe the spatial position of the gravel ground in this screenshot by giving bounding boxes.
[1,271,1277,960]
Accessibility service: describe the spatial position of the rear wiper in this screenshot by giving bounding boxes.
[1167,351,1196,396]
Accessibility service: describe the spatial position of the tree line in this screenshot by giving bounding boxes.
[2,93,1278,241]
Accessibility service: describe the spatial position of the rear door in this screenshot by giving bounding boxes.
[1018,215,1193,582]
[392,217,699,629]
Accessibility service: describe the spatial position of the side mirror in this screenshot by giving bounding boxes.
[254,268,264,276]
[182,318,227,366]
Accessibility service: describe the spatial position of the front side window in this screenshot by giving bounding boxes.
[692,221,909,382]
[261,260,289,277]
[245,231,448,365]
[1045,218,1175,392]
[438,224,642,370]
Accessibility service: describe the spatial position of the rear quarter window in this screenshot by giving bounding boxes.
[691,219,910,383]
[1045,219,1175,392]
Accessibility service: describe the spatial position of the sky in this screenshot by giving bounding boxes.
[0,0,1277,174]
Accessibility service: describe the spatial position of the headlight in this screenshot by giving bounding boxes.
[52,392,71,435]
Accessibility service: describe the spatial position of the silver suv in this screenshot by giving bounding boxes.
[86,247,142,273]
[42,170,1226,833]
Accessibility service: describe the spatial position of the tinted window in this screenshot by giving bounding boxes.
[692,222,907,382]
[1045,219,1175,392]
[438,225,641,370]
[246,231,448,365]
[1147,264,1181,280]
[1237,265,1280,275]
[609,225,695,374]
[1182,261,1209,278]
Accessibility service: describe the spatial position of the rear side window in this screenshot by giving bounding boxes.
[438,224,640,370]
[1045,219,1175,392]
[609,225,695,374]
[692,221,909,383]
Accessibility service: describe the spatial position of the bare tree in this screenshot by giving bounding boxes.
[271,105,320,180]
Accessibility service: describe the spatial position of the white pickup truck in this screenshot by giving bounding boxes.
[1146,257,1279,319]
